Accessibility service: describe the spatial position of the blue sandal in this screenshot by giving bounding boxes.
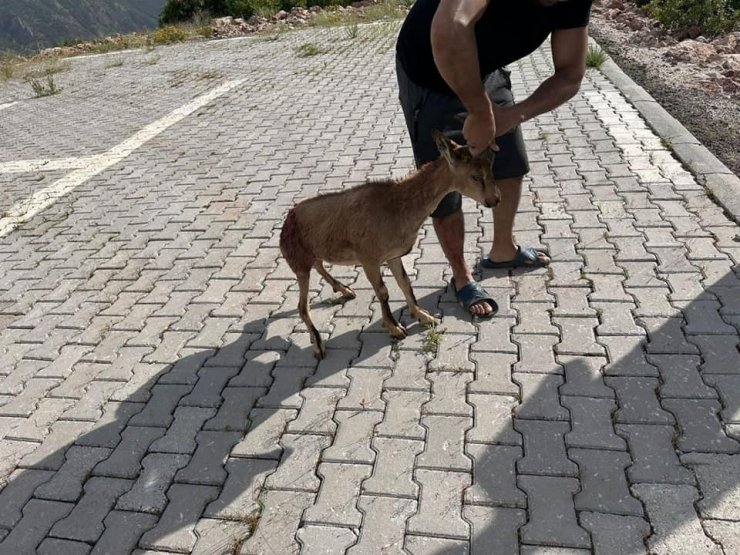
[480,246,550,269]
[451,278,498,318]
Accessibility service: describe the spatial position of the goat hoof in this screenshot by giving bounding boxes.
[313,342,326,360]
[415,310,438,327]
[340,288,356,300]
[386,323,407,339]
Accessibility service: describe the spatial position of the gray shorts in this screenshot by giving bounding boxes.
[396,57,529,218]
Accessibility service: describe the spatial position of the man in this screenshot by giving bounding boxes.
[396,0,593,316]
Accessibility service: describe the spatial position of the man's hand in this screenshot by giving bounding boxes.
[463,105,497,156]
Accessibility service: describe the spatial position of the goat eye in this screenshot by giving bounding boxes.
[473,173,484,184]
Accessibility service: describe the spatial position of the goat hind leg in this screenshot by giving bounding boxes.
[361,262,406,339]
[298,271,325,359]
[387,257,438,327]
[314,261,356,300]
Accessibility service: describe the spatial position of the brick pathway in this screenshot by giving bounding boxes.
[1,21,739,555]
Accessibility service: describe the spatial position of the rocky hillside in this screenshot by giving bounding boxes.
[0,0,166,53]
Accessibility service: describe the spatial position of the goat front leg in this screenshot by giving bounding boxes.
[387,257,438,327]
[297,270,325,359]
[361,262,407,339]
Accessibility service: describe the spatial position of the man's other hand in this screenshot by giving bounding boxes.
[463,107,497,156]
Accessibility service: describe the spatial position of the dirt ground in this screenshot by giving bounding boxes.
[590,11,740,177]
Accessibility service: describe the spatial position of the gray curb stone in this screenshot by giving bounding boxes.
[592,38,740,223]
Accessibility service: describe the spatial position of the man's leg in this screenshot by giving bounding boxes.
[433,210,493,316]
[487,177,550,265]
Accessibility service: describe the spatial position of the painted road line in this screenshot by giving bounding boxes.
[0,156,100,174]
[0,78,247,237]
[0,101,18,112]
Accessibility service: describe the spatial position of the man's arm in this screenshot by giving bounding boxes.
[497,27,588,136]
[431,0,495,153]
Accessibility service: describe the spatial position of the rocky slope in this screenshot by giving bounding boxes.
[0,0,166,53]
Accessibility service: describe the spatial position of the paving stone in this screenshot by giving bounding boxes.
[513,373,568,421]
[558,355,613,398]
[240,490,315,555]
[569,448,642,516]
[49,477,132,543]
[37,538,91,555]
[703,374,740,424]
[34,446,111,501]
[347,495,416,555]
[0,468,54,529]
[579,512,650,555]
[518,475,590,549]
[75,400,145,449]
[19,420,94,470]
[519,546,591,555]
[464,505,526,555]
[606,377,675,424]
[0,378,59,417]
[408,469,470,540]
[616,424,694,484]
[648,354,718,399]
[297,525,358,555]
[149,406,216,454]
[257,366,315,409]
[515,419,577,477]
[404,536,469,554]
[691,335,740,374]
[376,389,427,440]
[127,385,191,427]
[0,498,73,554]
[265,433,330,492]
[550,288,596,318]
[473,316,518,353]
[287,387,345,435]
[553,317,604,356]
[230,408,297,460]
[4,397,75,442]
[227,350,280,388]
[174,430,241,485]
[337,367,390,411]
[465,443,525,508]
[116,453,189,514]
[92,426,165,479]
[562,396,625,450]
[417,415,471,472]
[422,372,472,416]
[640,317,699,354]
[469,352,519,395]
[363,437,423,498]
[512,334,562,374]
[90,510,158,555]
[632,484,722,555]
[599,336,657,378]
[138,483,220,552]
[681,453,740,520]
[204,457,277,519]
[304,349,354,388]
[703,520,740,555]
[678,299,737,335]
[191,518,251,555]
[352,333,395,369]
[663,399,740,453]
[303,462,371,526]
[513,302,558,335]
[466,394,521,445]
[322,410,382,464]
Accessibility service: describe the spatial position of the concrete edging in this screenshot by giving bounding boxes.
[592,38,740,223]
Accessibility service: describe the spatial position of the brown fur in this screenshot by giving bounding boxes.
[279,133,500,358]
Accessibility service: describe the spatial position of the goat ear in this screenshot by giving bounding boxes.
[433,130,456,167]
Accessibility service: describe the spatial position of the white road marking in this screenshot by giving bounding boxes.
[0,156,99,174]
[0,78,246,237]
[0,101,18,112]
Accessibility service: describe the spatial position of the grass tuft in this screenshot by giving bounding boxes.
[586,44,608,69]
[27,75,61,97]
[295,42,328,57]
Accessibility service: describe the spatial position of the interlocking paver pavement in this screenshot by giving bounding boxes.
[1,18,739,554]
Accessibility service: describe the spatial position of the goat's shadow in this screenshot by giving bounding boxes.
[0,267,738,555]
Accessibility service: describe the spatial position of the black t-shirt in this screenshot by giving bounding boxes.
[397,0,593,95]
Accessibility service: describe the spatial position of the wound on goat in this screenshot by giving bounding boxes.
[280,209,315,272]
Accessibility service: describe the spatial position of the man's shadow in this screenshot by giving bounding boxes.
[0,262,738,555]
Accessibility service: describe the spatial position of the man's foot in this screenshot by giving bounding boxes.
[481,245,550,269]
[451,278,498,317]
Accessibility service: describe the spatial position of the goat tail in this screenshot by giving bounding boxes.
[280,208,315,273]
